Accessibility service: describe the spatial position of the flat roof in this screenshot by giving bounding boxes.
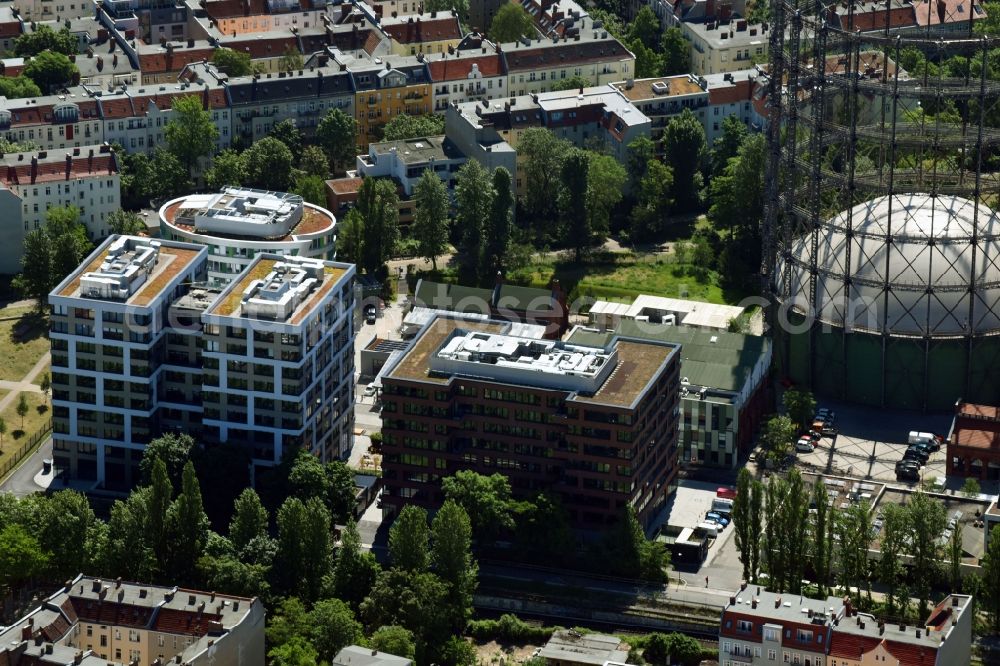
[539,630,628,666]
[388,314,676,407]
[388,315,508,384]
[55,236,203,307]
[368,135,463,165]
[611,75,706,102]
[568,320,769,393]
[208,255,350,324]
[161,190,335,242]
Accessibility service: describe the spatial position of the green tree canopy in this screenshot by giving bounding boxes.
[165,96,219,175]
[0,76,42,99]
[229,488,269,553]
[559,148,591,262]
[782,388,816,431]
[585,152,626,248]
[412,169,450,270]
[309,598,362,663]
[337,208,365,266]
[381,114,446,141]
[0,524,49,594]
[627,6,661,50]
[106,210,146,235]
[317,108,358,173]
[442,470,514,542]
[15,26,79,56]
[369,626,416,660]
[24,51,77,93]
[268,636,318,666]
[663,109,706,211]
[454,159,494,284]
[212,47,254,76]
[244,136,294,190]
[660,28,690,75]
[484,167,513,277]
[389,505,430,572]
[333,518,381,608]
[356,177,400,282]
[205,149,247,190]
[140,432,195,486]
[548,75,589,91]
[424,0,469,21]
[164,461,209,583]
[292,174,327,207]
[299,145,330,179]
[269,119,303,155]
[488,3,536,43]
[630,159,673,241]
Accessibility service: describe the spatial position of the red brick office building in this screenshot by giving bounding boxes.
[948,402,1000,481]
[379,313,681,529]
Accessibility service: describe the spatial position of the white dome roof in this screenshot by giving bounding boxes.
[777,193,1000,336]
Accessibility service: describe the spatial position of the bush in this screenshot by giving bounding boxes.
[466,614,553,644]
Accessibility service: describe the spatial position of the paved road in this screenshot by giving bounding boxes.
[1,436,51,497]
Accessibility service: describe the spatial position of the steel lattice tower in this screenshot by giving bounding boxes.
[762,0,1000,410]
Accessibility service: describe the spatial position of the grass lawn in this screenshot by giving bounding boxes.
[0,391,49,455]
[0,306,49,382]
[510,252,732,305]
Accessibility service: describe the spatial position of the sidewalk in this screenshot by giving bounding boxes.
[0,352,50,414]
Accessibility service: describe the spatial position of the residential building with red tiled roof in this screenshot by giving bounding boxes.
[720,586,973,666]
[0,90,104,153]
[0,574,264,666]
[427,50,506,111]
[0,144,120,273]
[136,39,215,84]
[0,6,22,52]
[381,12,463,56]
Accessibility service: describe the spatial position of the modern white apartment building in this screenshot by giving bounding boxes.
[200,254,356,465]
[158,187,339,287]
[0,144,121,274]
[50,236,208,487]
[50,236,355,488]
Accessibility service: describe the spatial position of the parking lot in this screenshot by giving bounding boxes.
[790,401,952,484]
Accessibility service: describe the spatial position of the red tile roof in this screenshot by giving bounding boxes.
[914,0,987,26]
[69,599,154,629]
[152,608,223,636]
[139,46,214,74]
[98,96,135,119]
[224,35,300,59]
[0,20,21,39]
[834,4,915,30]
[383,16,462,44]
[709,78,753,105]
[883,639,938,665]
[428,54,503,81]
[504,39,632,72]
[2,154,117,186]
[828,632,883,659]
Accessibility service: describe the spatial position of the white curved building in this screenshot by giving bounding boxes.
[774,193,1000,410]
[159,187,337,286]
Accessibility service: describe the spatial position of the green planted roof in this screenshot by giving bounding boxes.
[567,319,770,393]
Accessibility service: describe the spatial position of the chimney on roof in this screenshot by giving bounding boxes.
[953,596,961,607]
[878,622,885,635]
[30,155,37,184]
[751,598,757,609]
[21,625,32,641]
[775,597,781,609]
[74,652,83,665]
[65,153,72,180]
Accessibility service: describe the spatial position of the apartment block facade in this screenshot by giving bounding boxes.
[720,587,972,666]
[0,574,264,666]
[379,313,681,529]
[50,236,355,488]
[50,237,209,487]
[200,254,357,465]
[0,144,121,274]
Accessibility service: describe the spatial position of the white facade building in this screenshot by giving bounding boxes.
[0,144,121,274]
[159,187,338,287]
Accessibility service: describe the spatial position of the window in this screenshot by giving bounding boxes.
[796,629,813,642]
[768,650,776,661]
[737,620,753,632]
